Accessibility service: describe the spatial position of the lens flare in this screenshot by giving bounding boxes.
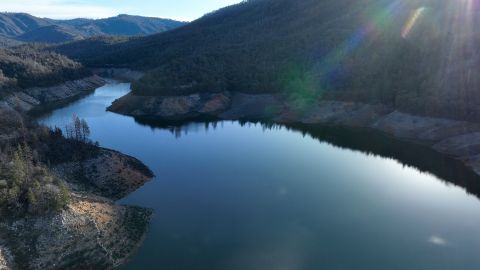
[325,2,400,65]
[401,7,425,39]
[315,1,402,84]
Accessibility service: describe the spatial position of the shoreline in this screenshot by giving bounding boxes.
[0,76,155,270]
[1,75,106,115]
[108,91,480,181]
[5,75,478,269]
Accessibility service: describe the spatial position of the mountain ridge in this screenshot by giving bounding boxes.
[0,13,186,44]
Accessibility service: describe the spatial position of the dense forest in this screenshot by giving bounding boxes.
[0,36,21,48]
[17,25,84,43]
[0,44,90,95]
[54,0,480,121]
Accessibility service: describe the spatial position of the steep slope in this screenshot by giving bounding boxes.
[17,25,84,43]
[55,0,480,121]
[0,13,50,36]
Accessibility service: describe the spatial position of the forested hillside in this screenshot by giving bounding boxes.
[68,14,185,36]
[54,0,480,120]
[0,45,90,94]
[17,25,84,43]
[0,36,21,48]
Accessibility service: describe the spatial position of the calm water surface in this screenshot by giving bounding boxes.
[39,82,480,270]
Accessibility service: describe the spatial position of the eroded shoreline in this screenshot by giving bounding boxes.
[108,91,480,180]
[0,76,155,270]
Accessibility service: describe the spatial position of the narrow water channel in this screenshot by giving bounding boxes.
[38,81,480,270]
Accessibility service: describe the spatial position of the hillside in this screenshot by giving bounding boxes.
[0,36,21,48]
[55,0,480,121]
[72,14,185,36]
[0,13,186,43]
[17,25,84,43]
[0,45,90,94]
[0,103,153,270]
[0,13,50,36]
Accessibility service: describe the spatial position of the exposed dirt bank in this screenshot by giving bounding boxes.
[108,91,480,178]
[0,76,105,114]
[0,77,155,270]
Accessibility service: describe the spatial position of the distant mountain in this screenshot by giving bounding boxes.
[18,25,84,43]
[72,15,185,36]
[48,18,92,27]
[0,13,186,43]
[54,0,480,121]
[0,13,50,36]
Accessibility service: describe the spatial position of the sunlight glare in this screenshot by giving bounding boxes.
[401,7,425,39]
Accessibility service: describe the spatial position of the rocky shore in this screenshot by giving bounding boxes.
[0,135,154,270]
[109,91,480,177]
[54,149,154,201]
[1,75,105,114]
[0,77,154,270]
[0,195,152,270]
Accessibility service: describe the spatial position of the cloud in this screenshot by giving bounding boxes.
[0,0,119,19]
[428,235,448,246]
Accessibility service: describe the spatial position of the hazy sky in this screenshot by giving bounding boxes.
[0,0,243,21]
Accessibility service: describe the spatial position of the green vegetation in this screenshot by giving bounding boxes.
[0,110,97,217]
[54,0,480,121]
[0,144,70,216]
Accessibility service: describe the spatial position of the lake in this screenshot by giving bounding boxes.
[38,81,480,270]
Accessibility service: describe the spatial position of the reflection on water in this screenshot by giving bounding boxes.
[39,82,480,270]
[135,118,480,200]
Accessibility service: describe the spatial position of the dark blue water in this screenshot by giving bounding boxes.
[39,82,480,270]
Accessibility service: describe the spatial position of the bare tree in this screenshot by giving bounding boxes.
[65,115,91,144]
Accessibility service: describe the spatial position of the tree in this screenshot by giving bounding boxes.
[81,119,90,143]
[12,145,28,188]
[65,114,91,143]
[0,144,71,216]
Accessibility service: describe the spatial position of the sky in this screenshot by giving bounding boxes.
[0,0,243,21]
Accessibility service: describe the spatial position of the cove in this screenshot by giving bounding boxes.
[38,81,480,270]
